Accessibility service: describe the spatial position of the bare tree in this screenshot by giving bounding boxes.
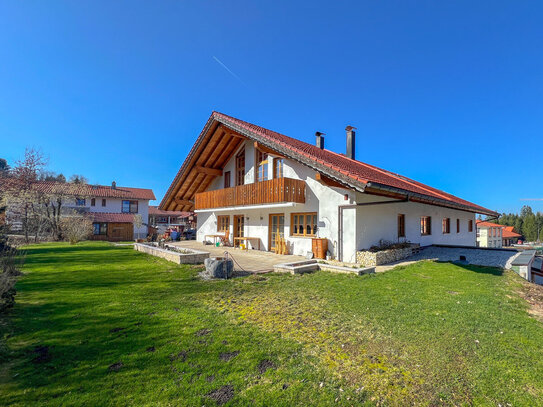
[59,211,93,244]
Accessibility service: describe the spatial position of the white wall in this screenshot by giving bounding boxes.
[476,227,503,248]
[197,139,479,262]
[64,197,150,239]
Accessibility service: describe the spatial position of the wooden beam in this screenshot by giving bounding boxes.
[194,166,222,176]
[254,141,285,158]
[174,198,193,206]
[315,172,347,189]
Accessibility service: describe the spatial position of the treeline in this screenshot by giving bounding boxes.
[490,205,543,242]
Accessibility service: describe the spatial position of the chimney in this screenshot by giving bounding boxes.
[315,131,325,149]
[346,126,356,159]
[112,181,117,189]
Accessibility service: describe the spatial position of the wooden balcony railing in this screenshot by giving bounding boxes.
[194,178,306,210]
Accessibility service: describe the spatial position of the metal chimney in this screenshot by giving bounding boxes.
[315,131,325,149]
[112,181,117,189]
[346,126,356,159]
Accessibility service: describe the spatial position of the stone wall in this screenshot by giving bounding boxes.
[134,243,209,264]
[356,244,420,266]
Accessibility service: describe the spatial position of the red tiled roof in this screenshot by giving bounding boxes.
[29,181,155,200]
[149,206,192,217]
[214,112,497,215]
[502,226,522,238]
[160,112,497,216]
[476,220,503,228]
[89,212,135,223]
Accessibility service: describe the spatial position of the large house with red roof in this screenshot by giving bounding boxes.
[6,181,155,241]
[160,112,497,262]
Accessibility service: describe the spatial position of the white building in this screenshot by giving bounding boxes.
[476,221,503,248]
[160,112,497,262]
[7,181,155,241]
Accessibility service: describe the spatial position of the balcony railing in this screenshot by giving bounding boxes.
[194,177,306,210]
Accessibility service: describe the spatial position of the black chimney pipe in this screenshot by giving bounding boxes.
[346,126,356,159]
[315,131,325,149]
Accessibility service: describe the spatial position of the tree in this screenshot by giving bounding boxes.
[39,171,66,183]
[69,175,88,184]
[0,158,9,175]
[520,205,534,218]
[59,212,93,244]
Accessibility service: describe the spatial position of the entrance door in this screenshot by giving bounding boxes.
[233,215,244,247]
[269,213,285,252]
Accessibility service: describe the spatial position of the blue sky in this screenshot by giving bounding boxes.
[1,1,541,213]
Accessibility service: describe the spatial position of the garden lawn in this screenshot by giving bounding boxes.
[0,242,542,406]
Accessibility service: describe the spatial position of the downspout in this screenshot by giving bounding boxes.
[337,197,409,262]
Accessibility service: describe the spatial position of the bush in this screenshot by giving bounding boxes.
[0,246,24,311]
[368,239,412,253]
[59,213,93,245]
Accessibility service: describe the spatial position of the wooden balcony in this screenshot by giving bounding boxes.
[194,178,306,210]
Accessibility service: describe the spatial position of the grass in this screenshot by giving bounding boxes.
[1,242,543,406]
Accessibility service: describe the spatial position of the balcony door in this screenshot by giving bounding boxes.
[269,213,285,252]
[233,215,244,247]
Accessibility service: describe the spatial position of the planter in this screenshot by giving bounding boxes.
[134,243,209,264]
[356,244,420,266]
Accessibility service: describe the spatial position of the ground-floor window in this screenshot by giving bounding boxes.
[93,222,107,235]
[420,216,432,235]
[217,215,229,232]
[291,212,317,237]
[397,214,405,238]
[442,218,450,234]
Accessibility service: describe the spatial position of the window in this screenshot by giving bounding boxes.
[217,215,229,232]
[224,171,231,188]
[397,214,405,238]
[157,217,168,223]
[476,228,481,237]
[456,219,460,233]
[420,216,432,235]
[468,220,473,232]
[75,198,85,206]
[291,213,317,237]
[102,199,106,207]
[273,158,284,178]
[122,200,138,213]
[235,149,245,186]
[256,150,268,182]
[91,198,96,207]
[442,218,450,234]
[93,222,107,235]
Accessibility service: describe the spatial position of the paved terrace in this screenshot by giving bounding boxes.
[169,240,305,273]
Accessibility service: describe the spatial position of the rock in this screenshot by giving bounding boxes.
[202,257,234,279]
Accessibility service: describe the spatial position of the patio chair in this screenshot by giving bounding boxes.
[220,230,230,246]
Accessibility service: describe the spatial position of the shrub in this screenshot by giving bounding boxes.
[59,213,93,245]
[0,246,24,311]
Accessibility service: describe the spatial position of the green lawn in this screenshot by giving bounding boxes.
[1,242,543,406]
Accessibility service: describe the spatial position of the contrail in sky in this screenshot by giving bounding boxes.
[212,56,246,86]
[520,198,543,201]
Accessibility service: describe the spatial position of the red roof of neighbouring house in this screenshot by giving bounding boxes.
[476,220,503,228]
[28,181,156,200]
[160,111,498,216]
[148,206,192,217]
[502,226,522,238]
[89,213,135,223]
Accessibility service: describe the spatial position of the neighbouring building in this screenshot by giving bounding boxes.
[476,220,504,248]
[148,206,195,233]
[160,112,497,262]
[6,181,155,241]
[502,226,522,247]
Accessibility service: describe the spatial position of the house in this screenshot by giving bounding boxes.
[476,220,504,248]
[160,112,497,262]
[6,181,155,241]
[502,226,522,247]
[148,206,195,233]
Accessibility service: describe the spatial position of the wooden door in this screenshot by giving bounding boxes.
[107,223,133,242]
[233,215,244,247]
[268,213,284,252]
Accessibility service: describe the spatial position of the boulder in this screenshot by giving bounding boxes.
[203,257,234,279]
